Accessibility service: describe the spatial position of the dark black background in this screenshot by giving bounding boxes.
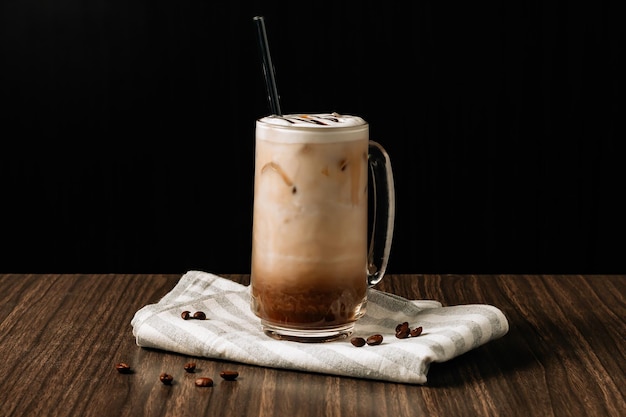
[1,1,623,274]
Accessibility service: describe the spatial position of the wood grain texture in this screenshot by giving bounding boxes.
[0,274,624,417]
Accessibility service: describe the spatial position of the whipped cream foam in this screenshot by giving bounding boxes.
[259,113,366,127]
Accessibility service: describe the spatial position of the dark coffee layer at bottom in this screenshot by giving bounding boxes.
[251,283,366,329]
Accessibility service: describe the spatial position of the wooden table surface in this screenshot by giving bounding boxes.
[0,273,624,417]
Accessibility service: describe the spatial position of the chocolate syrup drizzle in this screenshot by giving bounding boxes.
[273,114,341,125]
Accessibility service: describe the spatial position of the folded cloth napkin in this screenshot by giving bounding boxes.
[131,270,509,384]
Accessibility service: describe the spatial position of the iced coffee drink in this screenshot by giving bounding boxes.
[251,113,394,342]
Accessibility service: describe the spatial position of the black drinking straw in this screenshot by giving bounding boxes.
[254,16,282,116]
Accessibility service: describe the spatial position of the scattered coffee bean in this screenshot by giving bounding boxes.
[115,362,132,374]
[394,322,424,338]
[350,337,367,347]
[219,370,239,381]
[181,311,192,320]
[195,377,214,387]
[183,362,197,373]
[352,323,424,347]
[410,326,423,337]
[193,311,207,320]
[395,329,410,339]
[395,324,411,339]
[159,373,174,385]
[366,334,383,346]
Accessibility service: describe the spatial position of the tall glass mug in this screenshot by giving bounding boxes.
[250,113,395,342]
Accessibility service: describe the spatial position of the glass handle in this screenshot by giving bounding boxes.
[367,141,395,286]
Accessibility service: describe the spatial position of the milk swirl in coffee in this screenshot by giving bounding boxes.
[251,113,370,336]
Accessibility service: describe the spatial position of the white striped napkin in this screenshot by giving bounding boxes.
[131,270,509,384]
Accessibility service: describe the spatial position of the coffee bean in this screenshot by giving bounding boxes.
[115,363,131,374]
[219,370,239,381]
[159,373,174,385]
[195,377,214,387]
[395,326,410,339]
[181,311,191,320]
[366,334,383,346]
[183,362,197,373]
[395,321,410,339]
[350,337,366,347]
[193,311,207,320]
[410,326,423,337]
